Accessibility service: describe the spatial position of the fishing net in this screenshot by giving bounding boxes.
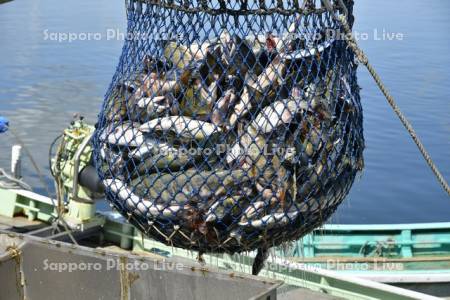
[93,0,364,256]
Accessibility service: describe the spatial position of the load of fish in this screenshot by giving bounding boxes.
[95,27,364,259]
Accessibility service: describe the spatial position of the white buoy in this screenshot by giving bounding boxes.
[11,144,22,179]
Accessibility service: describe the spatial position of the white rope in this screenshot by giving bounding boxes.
[0,168,32,191]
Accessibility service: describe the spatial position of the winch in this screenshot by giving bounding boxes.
[50,115,104,230]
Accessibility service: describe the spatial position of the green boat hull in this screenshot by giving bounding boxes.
[0,187,448,299]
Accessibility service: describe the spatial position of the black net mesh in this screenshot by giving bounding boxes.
[93,0,364,254]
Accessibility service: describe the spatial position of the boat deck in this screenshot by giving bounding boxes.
[0,214,340,300]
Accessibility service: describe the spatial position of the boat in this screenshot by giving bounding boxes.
[0,173,447,299]
[281,223,450,298]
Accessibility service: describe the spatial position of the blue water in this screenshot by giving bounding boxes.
[0,0,448,224]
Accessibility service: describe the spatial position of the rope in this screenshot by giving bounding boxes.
[323,1,450,196]
[6,128,79,245]
[6,246,21,259]
[0,168,32,191]
[128,0,334,16]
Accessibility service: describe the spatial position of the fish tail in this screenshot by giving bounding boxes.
[252,247,269,275]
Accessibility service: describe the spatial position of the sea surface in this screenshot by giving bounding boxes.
[0,0,448,224]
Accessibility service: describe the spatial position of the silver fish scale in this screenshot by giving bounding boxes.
[93,0,363,267]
